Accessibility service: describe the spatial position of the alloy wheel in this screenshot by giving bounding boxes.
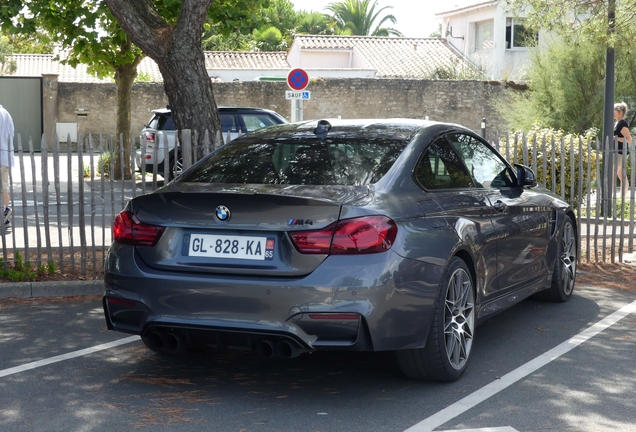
[560,221,577,296]
[172,157,183,179]
[444,267,475,370]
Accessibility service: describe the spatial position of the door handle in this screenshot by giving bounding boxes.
[493,200,507,212]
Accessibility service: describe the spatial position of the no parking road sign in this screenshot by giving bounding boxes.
[287,68,309,91]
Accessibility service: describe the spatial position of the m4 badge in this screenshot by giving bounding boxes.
[288,219,313,226]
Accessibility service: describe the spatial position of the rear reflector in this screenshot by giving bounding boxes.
[113,210,165,247]
[289,215,397,255]
[107,297,136,307]
[308,313,359,320]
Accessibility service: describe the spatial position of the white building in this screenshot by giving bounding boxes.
[287,35,474,79]
[437,1,540,80]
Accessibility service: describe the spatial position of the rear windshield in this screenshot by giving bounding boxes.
[178,138,408,185]
[147,113,175,131]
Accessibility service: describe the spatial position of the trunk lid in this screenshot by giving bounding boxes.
[131,184,370,277]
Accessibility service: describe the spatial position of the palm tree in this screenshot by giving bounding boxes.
[325,0,402,37]
[252,26,287,52]
[296,11,336,35]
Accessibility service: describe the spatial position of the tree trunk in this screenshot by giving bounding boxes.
[113,62,137,180]
[103,0,222,153]
[158,41,222,154]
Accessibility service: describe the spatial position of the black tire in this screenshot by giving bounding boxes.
[166,156,175,181]
[167,151,182,181]
[396,257,475,382]
[536,215,577,302]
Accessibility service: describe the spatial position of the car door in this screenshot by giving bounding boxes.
[414,136,500,298]
[447,132,554,295]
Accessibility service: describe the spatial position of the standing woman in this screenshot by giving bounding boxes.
[614,102,631,196]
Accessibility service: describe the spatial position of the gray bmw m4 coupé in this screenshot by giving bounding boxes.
[103,118,577,382]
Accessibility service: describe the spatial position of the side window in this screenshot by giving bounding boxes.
[447,133,515,188]
[242,114,279,132]
[162,115,175,131]
[219,114,239,133]
[146,114,160,129]
[415,138,474,190]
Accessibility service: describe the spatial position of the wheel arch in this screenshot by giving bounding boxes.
[453,248,477,294]
[565,210,578,247]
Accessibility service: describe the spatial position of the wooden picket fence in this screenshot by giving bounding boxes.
[487,131,636,264]
[0,129,633,280]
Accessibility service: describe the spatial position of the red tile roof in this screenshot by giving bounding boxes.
[436,1,497,17]
[6,54,163,83]
[293,35,473,78]
[204,51,289,70]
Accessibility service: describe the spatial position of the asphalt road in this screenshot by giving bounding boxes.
[0,285,635,432]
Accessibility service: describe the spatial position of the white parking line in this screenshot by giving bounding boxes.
[438,428,519,432]
[405,300,636,432]
[0,336,139,379]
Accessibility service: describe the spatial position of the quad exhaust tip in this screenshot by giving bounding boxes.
[144,330,305,358]
[257,339,304,359]
[256,340,276,358]
[145,330,185,354]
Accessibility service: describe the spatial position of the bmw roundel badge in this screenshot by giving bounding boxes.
[215,205,231,221]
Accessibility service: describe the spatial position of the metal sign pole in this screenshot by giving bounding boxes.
[601,0,616,217]
[286,68,309,123]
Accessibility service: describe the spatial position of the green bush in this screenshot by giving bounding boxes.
[97,152,112,177]
[0,252,37,281]
[500,125,599,207]
[82,151,112,178]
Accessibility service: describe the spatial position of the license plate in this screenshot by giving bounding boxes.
[183,234,275,261]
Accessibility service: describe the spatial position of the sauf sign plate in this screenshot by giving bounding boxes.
[285,91,311,100]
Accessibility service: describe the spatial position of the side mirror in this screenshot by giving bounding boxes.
[514,164,537,188]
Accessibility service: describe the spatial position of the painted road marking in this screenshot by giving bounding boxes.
[406,299,636,432]
[439,428,519,432]
[0,336,139,379]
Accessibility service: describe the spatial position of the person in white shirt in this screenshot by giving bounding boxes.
[0,104,14,227]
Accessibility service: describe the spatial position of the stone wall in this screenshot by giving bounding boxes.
[57,78,519,140]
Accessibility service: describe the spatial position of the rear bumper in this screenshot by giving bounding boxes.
[103,297,370,352]
[135,149,167,171]
[103,244,444,352]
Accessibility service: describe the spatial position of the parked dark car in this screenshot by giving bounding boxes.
[136,106,288,179]
[104,118,577,381]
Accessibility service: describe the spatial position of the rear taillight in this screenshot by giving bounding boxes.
[113,210,165,247]
[288,225,334,254]
[144,132,155,143]
[289,216,397,255]
[331,216,397,254]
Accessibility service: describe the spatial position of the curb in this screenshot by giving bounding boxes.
[0,280,103,299]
